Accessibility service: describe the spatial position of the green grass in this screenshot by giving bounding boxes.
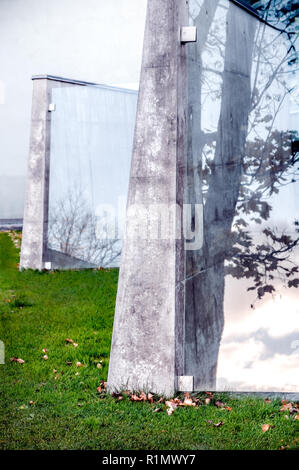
[0,231,299,450]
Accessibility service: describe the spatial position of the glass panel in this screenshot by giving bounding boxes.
[46,83,138,269]
[186,0,299,391]
[234,0,299,32]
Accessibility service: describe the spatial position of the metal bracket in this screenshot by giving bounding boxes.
[180,26,197,44]
[48,103,56,112]
[44,261,52,270]
[177,376,194,392]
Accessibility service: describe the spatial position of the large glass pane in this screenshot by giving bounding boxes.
[186,0,299,391]
[46,82,138,269]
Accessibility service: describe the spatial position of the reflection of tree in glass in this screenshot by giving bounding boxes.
[186,0,299,388]
[48,188,121,268]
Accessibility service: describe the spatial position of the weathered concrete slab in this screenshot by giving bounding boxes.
[20,78,51,270]
[107,0,188,397]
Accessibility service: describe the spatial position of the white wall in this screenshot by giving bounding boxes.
[0,0,147,218]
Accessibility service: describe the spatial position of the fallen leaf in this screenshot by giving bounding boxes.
[10,357,25,364]
[294,415,299,420]
[264,398,271,404]
[73,343,78,348]
[97,386,102,393]
[140,392,147,401]
[66,361,72,366]
[205,398,211,405]
[214,421,224,428]
[42,348,47,353]
[43,355,48,360]
[29,401,35,406]
[65,338,74,344]
[215,401,225,408]
[262,424,270,432]
[53,369,57,374]
[130,394,143,402]
[76,362,83,368]
[148,393,154,403]
[280,402,293,412]
[165,399,179,415]
[153,407,162,413]
[183,398,196,407]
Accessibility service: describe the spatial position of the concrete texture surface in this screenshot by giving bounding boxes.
[20,78,51,270]
[107,0,188,396]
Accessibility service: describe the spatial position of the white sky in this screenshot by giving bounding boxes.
[0,0,147,216]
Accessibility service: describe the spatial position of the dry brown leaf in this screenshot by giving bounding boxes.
[280,402,292,412]
[183,398,196,407]
[10,357,25,364]
[148,393,154,403]
[165,400,178,412]
[130,394,143,402]
[215,401,225,408]
[262,424,270,432]
[140,392,147,401]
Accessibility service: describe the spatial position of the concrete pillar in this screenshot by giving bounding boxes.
[107,0,188,396]
[20,78,51,270]
[20,75,94,271]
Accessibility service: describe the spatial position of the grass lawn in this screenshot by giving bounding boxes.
[0,231,299,450]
